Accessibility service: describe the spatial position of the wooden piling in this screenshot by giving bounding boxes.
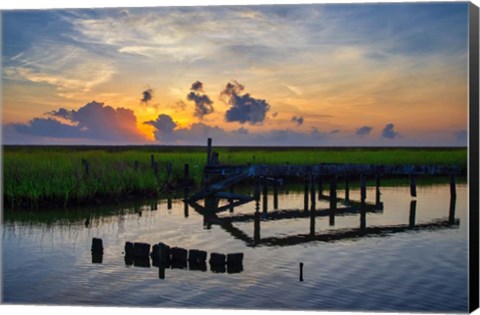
[410,174,417,197]
[449,196,456,224]
[273,178,279,210]
[375,174,381,206]
[450,174,456,199]
[304,173,309,212]
[167,194,172,210]
[254,211,261,244]
[299,262,304,282]
[360,200,366,231]
[207,138,212,165]
[229,185,235,213]
[310,174,316,211]
[345,173,350,205]
[360,175,367,202]
[409,200,417,228]
[329,175,337,210]
[262,177,268,213]
[310,203,316,237]
[255,176,260,203]
[318,176,323,200]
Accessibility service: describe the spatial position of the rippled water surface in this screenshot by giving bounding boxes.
[2,183,469,312]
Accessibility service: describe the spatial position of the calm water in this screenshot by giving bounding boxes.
[2,183,469,312]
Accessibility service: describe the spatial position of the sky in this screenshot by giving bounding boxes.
[0,1,470,146]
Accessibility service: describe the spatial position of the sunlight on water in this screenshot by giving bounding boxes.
[2,183,469,311]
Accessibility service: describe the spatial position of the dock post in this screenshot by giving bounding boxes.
[410,174,417,197]
[262,177,268,213]
[254,211,261,244]
[304,171,309,212]
[206,138,212,165]
[330,175,337,210]
[449,195,457,224]
[409,200,417,228]
[450,174,456,199]
[255,176,260,202]
[167,192,172,210]
[318,176,323,200]
[273,178,279,210]
[184,163,190,218]
[310,174,316,211]
[329,175,337,226]
[360,200,366,232]
[375,174,381,206]
[310,201,316,237]
[229,185,235,213]
[360,174,367,202]
[345,173,350,205]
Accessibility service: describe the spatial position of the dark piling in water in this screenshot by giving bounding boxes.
[450,174,456,199]
[91,238,103,264]
[273,178,279,210]
[410,174,417,197]
[375,174,381,206]
[360,174,367,202]
[318,176,323,200]
[409,200,417,228]
[310,174,316,211]
[304,172,309,212]
[449,196,457,224]
[345,173,350,205]
[263,177,268,213]
[299,262,304,282]
[254,211,261,244]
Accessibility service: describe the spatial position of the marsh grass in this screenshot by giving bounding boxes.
[2,146,466,209]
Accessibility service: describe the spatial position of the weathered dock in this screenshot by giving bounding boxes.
[187,138,460,210]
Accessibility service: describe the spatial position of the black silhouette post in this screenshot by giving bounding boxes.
[409,200,417,228]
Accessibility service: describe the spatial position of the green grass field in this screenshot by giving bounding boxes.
[2,145,467,209]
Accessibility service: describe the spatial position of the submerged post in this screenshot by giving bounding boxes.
[449,195,457,224]
[299,262,304,282]
[255,176,260,204]
[254,211,261,244]
[206,138,212,165]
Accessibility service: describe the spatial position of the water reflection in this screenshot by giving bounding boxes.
[187,183,459,248]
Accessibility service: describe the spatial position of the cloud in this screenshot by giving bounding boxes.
[190,81,204,92]
[356,126,373,136]
[141,88,153,103]
[12,101,146,143]
[291,116,304,125]
[222,81,270,125]
[186,81,214,119]
[144,114,177,140]
[381,123,400,139]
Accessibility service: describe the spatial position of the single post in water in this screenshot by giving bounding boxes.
[255,176,260,204]
[449,195,457,224]
[450,174,457,199]
[309,202,316,237]
[410,174,417,197]
[409,200,417,228]
[299,263,304,282]
[360,200,366,232]
[229,185,235,213]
